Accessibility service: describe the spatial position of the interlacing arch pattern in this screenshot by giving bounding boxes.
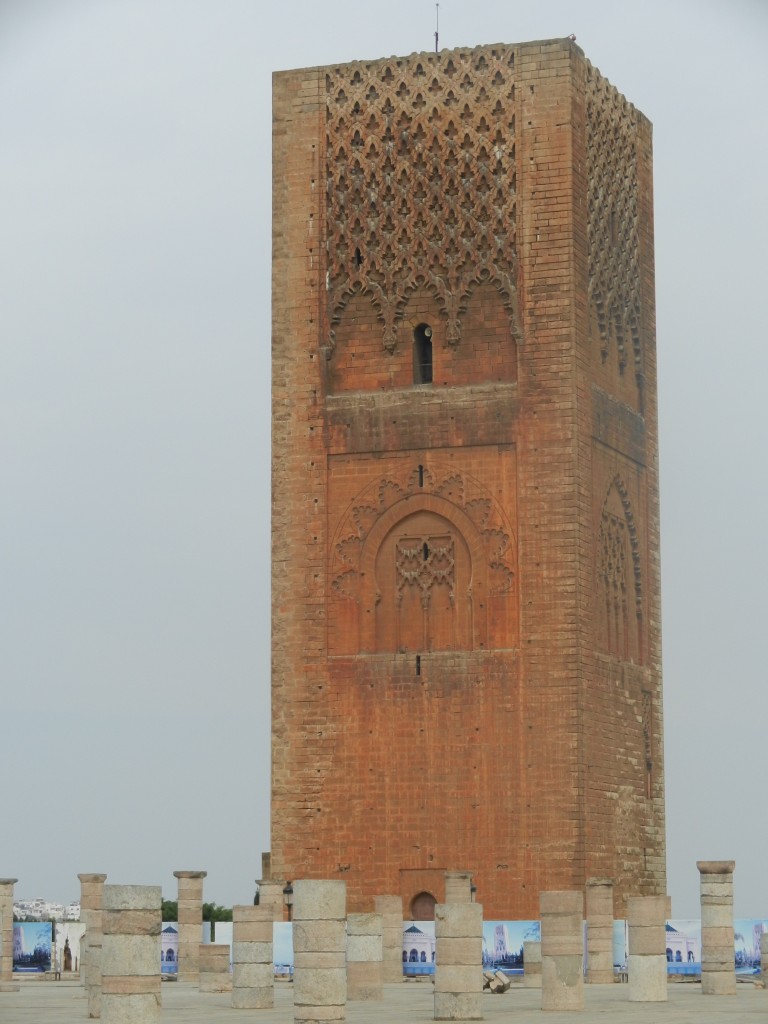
[598,474,643,661]
[325,47,519,354]
[586,63,643,392]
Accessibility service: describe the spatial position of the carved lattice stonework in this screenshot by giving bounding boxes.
[325,47,519,353]
[396,535,455,609]
[586,63,642,387]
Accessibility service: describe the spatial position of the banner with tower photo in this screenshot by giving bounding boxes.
[13,921,52,973]
[482,921,540,976]
[734,919,767,975]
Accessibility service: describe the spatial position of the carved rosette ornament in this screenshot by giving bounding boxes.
[325,47,519,355]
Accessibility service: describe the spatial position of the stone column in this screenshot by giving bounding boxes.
[293,880,346,1024]
[444,872,473,904]
[627,895,667,1002]
[585,877,614,984]
[0,879,19,992]
[259,880,287,921]
[697,860,736,995]
[540,890,584,1011]
[173,870,206,983]
[347,913,383,1001]
[761,932,768,983]
[199,944,232,992]
[434,902,483,1022]
[374,895,403,984]
[232,903,274,1009]
[101,884,161,1024]
[523,940,542,988]
[78,872,107,1015]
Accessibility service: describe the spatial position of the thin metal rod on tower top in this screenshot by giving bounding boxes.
[435,3,439,54]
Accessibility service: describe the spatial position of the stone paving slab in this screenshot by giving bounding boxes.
[1,979,765,1023]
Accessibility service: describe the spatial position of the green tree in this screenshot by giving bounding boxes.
[161,899,178,922]
[202,902,232,942]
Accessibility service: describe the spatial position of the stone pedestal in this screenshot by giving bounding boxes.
[78,872,107,1015]
[585,878,613,984]
[444,872,473,905]
[101,884,161,1024]
[0,880,19,992]
[347,913,383,1001]
[434,902,483,1021]
[697,861,736,995]
[540,890,584,1011]
[232,904,274,1009]
[293,880,346,1024]
[523,940,542,988]
[199,944,232,993]
[627,895,667,1002]
[374,895,404,984]
[173,870,206,983]
[259,880,287,920]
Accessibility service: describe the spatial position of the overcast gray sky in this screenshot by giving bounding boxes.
[2,0,766,919]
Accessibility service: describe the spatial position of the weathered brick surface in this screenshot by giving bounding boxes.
[271,39,664,920]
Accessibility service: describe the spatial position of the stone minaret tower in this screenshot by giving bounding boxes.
[271,38,664,919]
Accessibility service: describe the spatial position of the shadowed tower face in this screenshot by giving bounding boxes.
[271,38,665,919]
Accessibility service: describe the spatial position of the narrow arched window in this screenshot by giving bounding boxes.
[413,323,433,384]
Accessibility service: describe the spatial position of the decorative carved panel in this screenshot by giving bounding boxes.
[325,47,519,354]
[328,460,517,654]
[586,64,642,394]
[597,475,643,662]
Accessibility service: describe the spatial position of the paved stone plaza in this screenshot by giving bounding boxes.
[2,979,765,1023]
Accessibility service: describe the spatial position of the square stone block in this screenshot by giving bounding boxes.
[103,886,161,913]
[102,934,161,976]
[294,921,346,953]
[101,992,161,1024]
[296,951,346,970]
[434,990,483,1020]
[541,954,584,1011]
[293,965,346,1006]
[347,934,383,962]
[233,940,272,963]
[627,953,667,1002]
[293,880,346,921]
[233,961,274,987]
[347,913,383,936]
[434,964,482,993]
[540,891,583,916]
[434,903,482,938]
[435,936,481,965]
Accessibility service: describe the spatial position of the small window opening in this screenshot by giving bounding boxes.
[415,655,421,676]
[418,464,424,487]
[354,247,363,268]
[414,323,433,384]
[422,542,429,561]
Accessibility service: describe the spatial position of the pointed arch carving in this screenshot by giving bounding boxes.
[597,474,644,663]
[328,461,517,655]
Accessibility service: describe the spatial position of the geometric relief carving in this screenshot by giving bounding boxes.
[586,62,643,401]
[380,519,464,652]
[325,46,520,357]
[328,461,517,654]
[597,475,643,663]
